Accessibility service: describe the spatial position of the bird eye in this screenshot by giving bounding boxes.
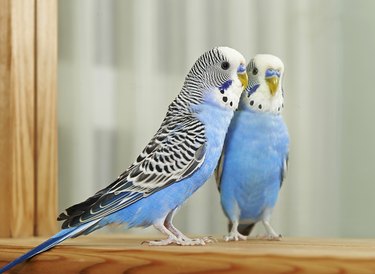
[221,61,230,70]
[252,67,258,75]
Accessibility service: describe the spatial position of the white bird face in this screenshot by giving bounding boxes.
[198,47,248,110]
[242,54,285,114]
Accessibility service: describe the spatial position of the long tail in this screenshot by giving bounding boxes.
[0,220,99,273]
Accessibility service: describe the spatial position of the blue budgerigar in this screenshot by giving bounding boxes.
[215,54,289,241]
[0,47,248,273]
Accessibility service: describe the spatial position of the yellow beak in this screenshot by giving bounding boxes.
[266,76,280,96]
[237,72,248,91]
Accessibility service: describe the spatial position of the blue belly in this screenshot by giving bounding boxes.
[220,110,289,222]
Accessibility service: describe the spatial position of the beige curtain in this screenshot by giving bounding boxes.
[58,0,375,237]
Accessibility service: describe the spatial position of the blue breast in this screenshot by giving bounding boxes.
[220,109,289,221]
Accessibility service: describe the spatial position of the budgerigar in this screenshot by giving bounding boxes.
[0,47,248,273]
[215,54,289,241]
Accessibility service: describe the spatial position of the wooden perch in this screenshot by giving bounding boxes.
[1,235,375,273]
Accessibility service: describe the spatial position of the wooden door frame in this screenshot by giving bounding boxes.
[0,0,57,237]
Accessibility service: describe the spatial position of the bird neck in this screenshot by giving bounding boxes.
[192,102,234,136]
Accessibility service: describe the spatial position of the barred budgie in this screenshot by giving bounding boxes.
[0,47,248,273]
[215,54,289,241]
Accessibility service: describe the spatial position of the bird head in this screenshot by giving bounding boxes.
[184,47,248,110]
[241,54,285,114]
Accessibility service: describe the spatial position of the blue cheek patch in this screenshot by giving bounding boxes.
[247,83,260,96]
[219,79,233,92]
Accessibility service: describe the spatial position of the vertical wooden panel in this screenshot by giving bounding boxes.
[0,0,57,238]
[0,0,12,238]
[0,0,35,237]
[35,0,58,236]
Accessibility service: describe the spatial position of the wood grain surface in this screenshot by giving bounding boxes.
[0,0,36,238]
[1,235,375,273]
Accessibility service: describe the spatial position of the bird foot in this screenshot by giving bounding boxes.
[144,236,214,246]
[188,236,217,245]
[144,237,178,246]
[256,233,282,241]
[179,237,207,246]
[203,236,218,243]
[176,235,216,246]
[224,231,247,241]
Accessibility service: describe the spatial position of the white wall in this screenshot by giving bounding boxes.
[339,0,375,237]
[58,0,375,238]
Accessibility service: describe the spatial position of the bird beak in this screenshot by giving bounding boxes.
[237,64,248,90]
[265,68,280,96]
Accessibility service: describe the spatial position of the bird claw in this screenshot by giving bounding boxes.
[202,236,218,243]
[179,238,206,246]
[224,231,247,241]
[142,238,179,246]
[144,236,215,246]
[256,233,282,241]
[186,236,217,245]
[144,237,177,246]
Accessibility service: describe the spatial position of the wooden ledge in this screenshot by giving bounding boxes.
[1,235,375,273]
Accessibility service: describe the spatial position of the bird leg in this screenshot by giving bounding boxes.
[255,208,281,240]
[256,220,281,241]
[224,220,247,241]
[164,208,214,245]
[145,219,182,246]
[146,211,210,246]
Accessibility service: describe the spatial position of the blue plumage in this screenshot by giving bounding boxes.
[219,79,233,91]
[0,46,248,272]
[247,83,260,96]
[100,104,233,229]
[216,54,289,241]
[220,106,288,229]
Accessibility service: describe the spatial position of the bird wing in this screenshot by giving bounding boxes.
[58,113,206,228]
[214,150,225,191]
[280,153,289,188]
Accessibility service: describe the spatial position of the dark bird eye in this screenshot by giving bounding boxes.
[252,67,258,75]
[221,61,230,70]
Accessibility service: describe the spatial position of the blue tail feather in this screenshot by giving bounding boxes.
[0,220,99,273]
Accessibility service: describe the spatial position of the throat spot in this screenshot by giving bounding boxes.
[220,94,235,109]
[248,96,283,114]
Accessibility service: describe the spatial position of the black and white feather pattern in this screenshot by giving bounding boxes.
[58,48,229,228]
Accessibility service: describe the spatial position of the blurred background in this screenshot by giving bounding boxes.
[57,0,375,238]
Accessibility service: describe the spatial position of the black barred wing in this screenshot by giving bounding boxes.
[58,115,206,228]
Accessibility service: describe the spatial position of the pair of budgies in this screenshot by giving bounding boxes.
[0,47,289,273]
